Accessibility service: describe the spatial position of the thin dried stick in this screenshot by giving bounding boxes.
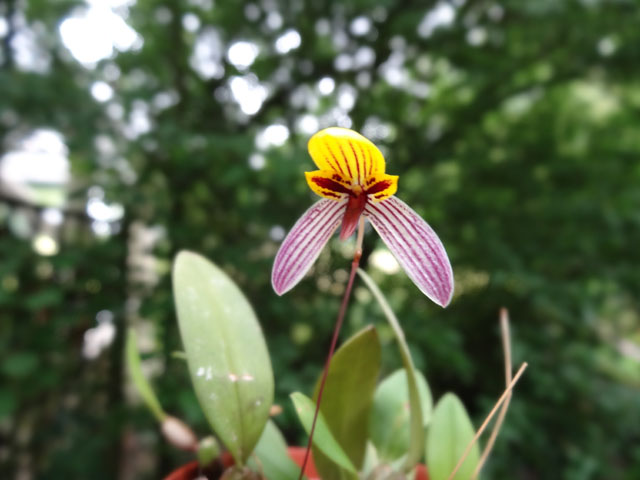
[447,362,528,480]
[473,308,513,478]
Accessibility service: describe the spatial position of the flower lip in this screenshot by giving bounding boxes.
[340,192,367,240]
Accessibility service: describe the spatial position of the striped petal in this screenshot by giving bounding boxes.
[308,127,386,185]
[272,198,347,295]
[364,196,454,307]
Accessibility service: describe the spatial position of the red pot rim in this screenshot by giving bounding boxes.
[164,448,428,480]
[286,446,320,479]
[164,461,199,480]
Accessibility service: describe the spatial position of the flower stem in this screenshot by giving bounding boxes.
[298,217,365,480]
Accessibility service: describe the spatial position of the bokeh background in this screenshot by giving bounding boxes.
[1,0,640,478]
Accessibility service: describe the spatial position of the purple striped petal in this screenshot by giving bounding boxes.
[272,198,347,295]
[364,196,454,307]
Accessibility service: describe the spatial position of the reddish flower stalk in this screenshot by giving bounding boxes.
[297,217,365,480]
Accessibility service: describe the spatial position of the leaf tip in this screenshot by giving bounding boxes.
[174,249,201,272]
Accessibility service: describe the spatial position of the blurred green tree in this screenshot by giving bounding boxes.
[1,0,639,478]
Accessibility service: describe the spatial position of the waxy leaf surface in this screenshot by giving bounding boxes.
[312,326,381,479]
[250,420,304,480]
[369,369,432,462]
[290,392,357,474]
[426,393,480,480]
[173,251,273,465]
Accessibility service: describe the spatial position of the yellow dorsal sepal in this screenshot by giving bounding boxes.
[308,127,386,185]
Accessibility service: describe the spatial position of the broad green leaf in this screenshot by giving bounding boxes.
[369,369,433,462]
[290,392,357,474]
[173,251,274,465]
[357,269,424,471]
[311,326,381,480]
[426,393,480,480]
[126,329,166,422]
[249,420,304,480]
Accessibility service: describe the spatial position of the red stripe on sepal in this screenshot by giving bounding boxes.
[310,176,351,195]
[366,179,393,195]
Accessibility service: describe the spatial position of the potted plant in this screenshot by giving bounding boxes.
[127,251,525,480]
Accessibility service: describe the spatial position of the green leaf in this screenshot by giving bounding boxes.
[125,329,166,422]
[369,369,433,462]
[290,392,357,474]
[250,420,304,480]
[357,269,425,471]
[173,251,274,465]
[312,326,381,480]
[426,393,480,480]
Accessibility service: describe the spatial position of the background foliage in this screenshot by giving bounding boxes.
[1,0,639,478]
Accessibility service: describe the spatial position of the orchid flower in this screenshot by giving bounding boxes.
[272,127,454,307]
